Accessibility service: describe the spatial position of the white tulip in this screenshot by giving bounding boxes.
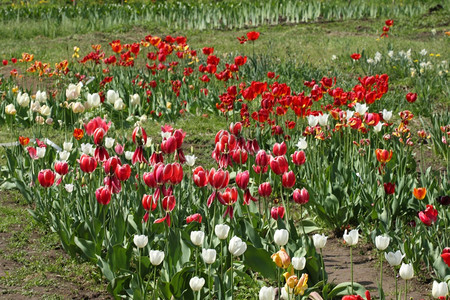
[318,114,329,126]
[40,105,51,116]
[87,93,101,108]
[399,263,414,280]
[281,285,294,300]
[59,150,70,161]
[228,236,247,257]
[133,235,148,249]
[35,116,45,125]
[374,52,382,63]
[185,155,197,167]
[190,231,205,247]
[345,110,354,120]
[30,101,41,112]
[64,184,74,193]
[140,114,147,124]
[66,82,82,100]
[80,143,93,155]
[313,234,327,249]
[107,90,119,104]
[201,248,217,264]
[292,256,306,271]
[296,137,307,150]
[354,103,368,115]
[36,147,46,158]
[114,99,125,111]
[307,115,319,127]
[35,90,47,102]
[259,286,276,300]
[63,142,73,152]
[125,151,134,160]
[375,235,390,251]
[130,94,141,106]
[149,250,164,266]
[385,250,403,266]
[17,92,30,107]
[46,118,53,125]
[72,102,85,113]
[5,104,16,115]
[343,229,359,246]
[104,137,115,149]
[215,224,230,240]
[373,122,383,133]
[432,281,448,298]
[420,49,427,56]
[189,276,205,292]
[382,109,393,122]
[274,229,289,246]
[388,50,394,58]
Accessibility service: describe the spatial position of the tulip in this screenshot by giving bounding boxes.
[437,195,450,206]
[271,206,285,220]
[413,187,426,200]
[72,102,85,113]
[63,142,73,152]
[271,247,290,269]
[189,276,205,292]
[115,164,131,181]
[185,155,197,167]
[282,171,296,188]
[39,105,51,116]
[79,154,97,173]
[59,150,70,162]
[385,250,403,266]
[104,137,115,149]
[441,248,450,267]
[190,231,205,246]
[291,151,306,166]
[228,236,247,256]
[296,137,307,150]
[318,114,329,126]
[259,286,275,300]
[307,115,319,127]
[114,98,125,110]
[273,142,287,156]
[125,151,133,160]
[215,224,230,240]
[375,148,393,163]
[5,104,17,115]
[258,182,272,198]
[255,150,270,167]
[114,143,124,155]
[149,250,164,266]
[36,147,46,158]
[270,156,289,175]
[202,248,217,264]
[383,182,395,195]
[274,229,289,246]
[64,184,74,193]
[95,186,111,205]
[313,234,327,249]
[293,188,309,204]
[107,90,119,104]
[343,229,359,246]
[87,93,100,108]
[130,93,140,106]
[418,204,438,226]
[432,281,449,298]
[17,92,30,107]
[292,256,306,271]
[66,82,82,100]
[80,143,94,155]
[399,263,414,280]
[375,235,390,251]
[54,161,69,175]
[186,213,202,224]
[38,169,55,187]
[382,109,393,122]
[133,235,148,248]
[405,92,417,103]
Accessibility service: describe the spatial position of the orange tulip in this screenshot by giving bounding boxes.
[73,128,84,140]
[413,187,427,200]
[375,149,393,163]
[19,136,30,146]
[271,247,291,269]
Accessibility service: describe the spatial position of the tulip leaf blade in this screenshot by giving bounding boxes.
[243,244,277,280]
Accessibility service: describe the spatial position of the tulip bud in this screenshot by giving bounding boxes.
[36,147,46,158]
[273,142,287,156]
[432,281,449,298]
[104,137,115,149]
[54,161,69,175]
[282,171,296,188]
[258,182,272,198]
[383,182,395,195]
[95,186,111,205]
[343,229,359,246]
[271,206,285,220]
[291,151,306,166]
[259,286,275,300]
[255,150,269,167]
[38,169,55,187]
[114,143,124,155]
[59,151,70,162]
[385,250,403,266]
[63,142,73,152]
[65,184,74,193]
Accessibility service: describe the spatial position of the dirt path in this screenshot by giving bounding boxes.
[324,237,431,299]
[0,191,111,299]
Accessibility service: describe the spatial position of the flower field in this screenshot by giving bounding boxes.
[0,0,449,299]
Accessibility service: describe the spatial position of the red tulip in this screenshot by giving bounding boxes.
[246,31,260,41]
[208,168,229,190]
[282,171,296,188]
[218,187,238,219]
[93,128,105,145]
[441,248,450,267]
[383,183,395,195]
[103,175,121,194]
[234,55,247,66]
[154,195,176,226]
[271,206,285,220]
[84,117,111,136]
[94,146,109,162]
[291,151,306,166]
[375,149,393,163]
[258,182,272,198]
[2,59,8,66]
[413,187,427,200]
[149,152,164,165]
[255,150,270,167]
[38,169,55,187]
[186,213,202,224]
[364,113,381,126]
[385,19,394,27]
[143,171,157,188]
[169,163,183,185]
[231,148,248,164]
[115,164,131,181]
[229,122,242,136]
[235,171,249,190]
[104,156,120,174]
[293,188,309,204]
[11,58,17,64]
[418,204,438,226]
[270,156,289,175]
[405,93,417,103]
[351,53,361,61]
[96,186,111,205]
[79,154,97,173]
[54,161,69,175]
[142,194,157,212]
[246,139,260,155]
[132,126,147,145]
[273,142,287,157]
[193,166,208,187]
[161,136,177,154]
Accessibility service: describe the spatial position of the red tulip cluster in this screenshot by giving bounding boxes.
[418,204,438,226]
[380,19,394,38]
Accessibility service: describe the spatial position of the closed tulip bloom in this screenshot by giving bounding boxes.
[105,137,115,149]
[273,142,287,156]
[114,143,124,155]
[39,105,51,116]
[35,90,47,102]
[38,169,55,187]
[271,206,285,220]
[5,104,17,115]
[375,149,393,163]
[63,142,73,152]
[293,188,309,204]
[296,137,307,150]
[282,171,296,188]
[79,154,97,173]
[271,247,291,269]
[432,281,448,298]
[259,286,275,300]
[190,231,205,246]
[255,150,270,167]
[54,161,69,175]
[258,182,272,197]
[125,151,133,160]
[274,229,289,246]
[36,147,46,158]
[228,236,247,256]
[17,92,30,107]
[133,235,148,248]
[313,234,327,249]
[87,93,101,108]
[307,115,319,127]
[189,276,205,292]
[130,94,141,106]
[114,98,125,110]
[149,250,165,266]
[270,156,289,175]
[215,224,230,240]
[185,155,197,167]
[201,248,217,264]
[399,263,414,280]
[384,182,395,195]
[292,256,306,271]
[343,229,359,246]
[385,250,403,266]
[318,114,329,126]
[65,184,74,193]
[95,186,111,205]
[291,151,306,166]
[59,150,70,161]
[107,90,120,104]
[375,235,390,251]
[413,187,427,200]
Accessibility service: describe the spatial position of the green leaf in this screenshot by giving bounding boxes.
[328,282,366,298]
[74,236,97,262]
[243,245,277,280]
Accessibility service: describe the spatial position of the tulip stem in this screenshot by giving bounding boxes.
[195,247,198,276]
[379,252,383,292]
[395,274,398,300]
[300,205,306,236]
[230,256,234,300]
[320,248,325,285]
[152,267,157,300]
[350,246,354,294]
[404,280,407,300]
[138,248,143,295]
